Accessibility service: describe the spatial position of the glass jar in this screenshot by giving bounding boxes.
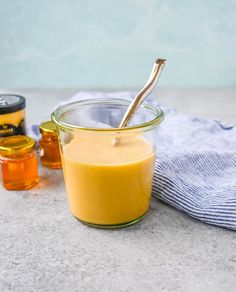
[52,98,164,228]
[39,121,62,169]
[0,94,26,138]
[0,135,39,190]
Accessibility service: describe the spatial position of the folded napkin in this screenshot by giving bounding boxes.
[154,106,236,231]
[35,91,236,231]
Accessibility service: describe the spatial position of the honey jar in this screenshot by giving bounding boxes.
[0,94,26,138]
[39,121,62,169]
[0,136,39,190]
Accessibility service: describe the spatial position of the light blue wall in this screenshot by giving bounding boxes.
[0,0,235,88]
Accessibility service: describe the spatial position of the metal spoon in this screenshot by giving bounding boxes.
[119,58,166,128]
[113,58,166,145]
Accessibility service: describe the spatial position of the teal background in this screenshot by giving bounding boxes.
[0,0,235,89]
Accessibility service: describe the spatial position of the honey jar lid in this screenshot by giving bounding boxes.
[0,94,25,114]
[0,135,35,156]
[39,121,58,135]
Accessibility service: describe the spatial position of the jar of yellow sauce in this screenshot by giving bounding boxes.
[52,98,164,228]
[0,94,26,138]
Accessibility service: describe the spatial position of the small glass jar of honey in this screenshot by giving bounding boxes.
[0,135,39,190]
[39,121,62,169]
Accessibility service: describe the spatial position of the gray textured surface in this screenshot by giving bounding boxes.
[0,88,236,292]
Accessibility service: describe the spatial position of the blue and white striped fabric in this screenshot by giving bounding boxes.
[39,91,236,231]
[153,106,236,231]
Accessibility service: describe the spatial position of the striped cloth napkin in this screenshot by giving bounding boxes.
[39,91,236,231]
[153,106,236,231]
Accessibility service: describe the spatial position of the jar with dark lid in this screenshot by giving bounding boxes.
[0,94,26,138]
[39,121,62,169]
[0,135,39,190]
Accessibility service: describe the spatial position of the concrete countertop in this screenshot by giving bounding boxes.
[0,88,236,292]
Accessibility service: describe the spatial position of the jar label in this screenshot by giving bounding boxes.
[0,119,26,137]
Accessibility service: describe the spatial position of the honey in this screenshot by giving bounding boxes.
[39,121,62,169]
[0,136,39,190]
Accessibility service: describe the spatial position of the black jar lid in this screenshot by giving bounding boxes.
[0,94,26,114]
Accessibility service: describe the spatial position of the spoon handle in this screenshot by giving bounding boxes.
[118,58,166,128]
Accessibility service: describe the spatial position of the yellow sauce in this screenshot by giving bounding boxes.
[62,134,155,226]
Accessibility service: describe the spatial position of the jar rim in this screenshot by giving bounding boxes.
[40,121,58,135]
[0,94,25,114]
[0,135,35,156]
[51,98,164,132]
